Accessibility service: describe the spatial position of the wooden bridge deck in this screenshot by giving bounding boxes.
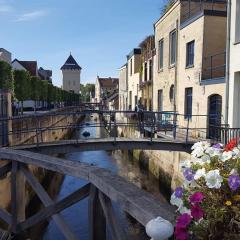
[10,137,194,154]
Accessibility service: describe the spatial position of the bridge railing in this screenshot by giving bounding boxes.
[0,109,233,147]
[0,149,175,239]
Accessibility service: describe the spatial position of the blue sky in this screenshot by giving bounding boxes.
[0,0,165,86]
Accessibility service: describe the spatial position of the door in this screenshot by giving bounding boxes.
[208,94,222,139]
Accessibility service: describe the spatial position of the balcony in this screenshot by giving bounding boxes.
[180,0,227,25]
[201,52,226,84]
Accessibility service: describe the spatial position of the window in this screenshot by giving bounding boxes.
[169,30,176,66]
[158,89,163,112]
[144,62,148,81]
[158,39,164,70]
[129,91,132,109]
[130,59,133,76]
[236,0,240,42]
[186,40,195,67]
[149,59,153,81]
[185,88,193,118]
[169,85,174,103]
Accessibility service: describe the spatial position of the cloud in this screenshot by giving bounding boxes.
[15,10,48,22]
[0,3,13,13]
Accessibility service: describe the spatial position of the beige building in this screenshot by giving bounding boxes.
[118,64,128,111]
[127,48,142,110]
[0,48,11,64]
[227,0,240,128]
[61,54,81,94]
[153,0,227,138]
[139,35,155,111]
[95,76,119,108]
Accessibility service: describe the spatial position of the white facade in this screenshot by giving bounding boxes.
[62,69,81,94]
[0,48,11,64]
[228,0,240,127]
[118,64,128,110]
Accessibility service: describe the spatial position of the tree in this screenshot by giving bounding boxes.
[0,61,13,90]
[30,76,41,112]
[39,80,49,109]
[161,0,175,14]
[14,70,31,114]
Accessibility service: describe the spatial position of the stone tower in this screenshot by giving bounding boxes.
[61,53,81,94]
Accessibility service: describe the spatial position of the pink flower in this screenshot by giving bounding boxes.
[174,227,189,240]
[191,205,204,220]
[176,213,192,228]
[189,192,204,204]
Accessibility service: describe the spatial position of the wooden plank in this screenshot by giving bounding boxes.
[18,183,90,231]
[11,161,17,233]
[20,165,77,240]
[98,191,127,240]
[0,209,11,225]
[88,185,106,240]
[0,162,11,178]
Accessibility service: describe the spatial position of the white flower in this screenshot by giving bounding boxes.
[220,151,233,162]
[194,168,206,180]
[179,206,191,215]
[170,193,183,209]
[205,169,223,189]
[230,168,238,175]
[191,141,210,151]
[191,147,205,158]
[205,147,222,157]
[232,147,240,157]
[183,179,198,189]
[179,160,192,171]
[195,155,210,166]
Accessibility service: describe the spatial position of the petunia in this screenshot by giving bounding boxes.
[228,175,240,191]
[170,193,183,209]
[220,151,233,162]
[183,168,195,182]
[194,168,206,180]
[191,205,204,220]
[175,187,184,198]
[176,213,192,228]
[174,227,189,240]
[205,169,223,189]
[189,192,204,204]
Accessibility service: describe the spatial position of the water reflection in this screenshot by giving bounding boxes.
[42,115,167,240]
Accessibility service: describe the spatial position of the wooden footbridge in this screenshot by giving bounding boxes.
[0,148,175,239]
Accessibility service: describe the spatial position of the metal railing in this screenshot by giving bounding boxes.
[202,52,226,80]
[0,109,235,148]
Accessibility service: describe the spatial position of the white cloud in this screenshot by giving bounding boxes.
[0,3,13,13]
[15,10,48,22]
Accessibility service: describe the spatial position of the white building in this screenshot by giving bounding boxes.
[118,64,128,111]
[0,48,12,64]
[61,54,81,94]
[227,0,240,127]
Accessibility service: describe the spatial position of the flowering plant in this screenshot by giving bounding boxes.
[171,139,240,240]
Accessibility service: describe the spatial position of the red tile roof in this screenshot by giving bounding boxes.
[98,77,119,88]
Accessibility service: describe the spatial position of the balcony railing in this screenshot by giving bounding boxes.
[202,52,226,80]
[181,0,227,24]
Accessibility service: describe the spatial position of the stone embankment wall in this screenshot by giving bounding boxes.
[0,108,84,220]
[9,108,82,146]
[117,118,191,192]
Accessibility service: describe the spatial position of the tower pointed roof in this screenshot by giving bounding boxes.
[61,54,82,70]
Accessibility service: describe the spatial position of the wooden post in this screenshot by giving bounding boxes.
[88,185,106,240]
[11,161,26,233]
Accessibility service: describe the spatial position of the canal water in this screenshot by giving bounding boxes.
[41,115,168,240]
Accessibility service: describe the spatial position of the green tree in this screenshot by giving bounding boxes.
[30,76,41,112]
[39,80,49,109]
[14,70,31,114]
[161,0,175,14]
[0,61,13,90]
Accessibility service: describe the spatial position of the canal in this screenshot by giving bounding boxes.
[41,115,169,240]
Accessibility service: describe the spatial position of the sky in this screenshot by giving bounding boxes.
[0,0,165,87]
